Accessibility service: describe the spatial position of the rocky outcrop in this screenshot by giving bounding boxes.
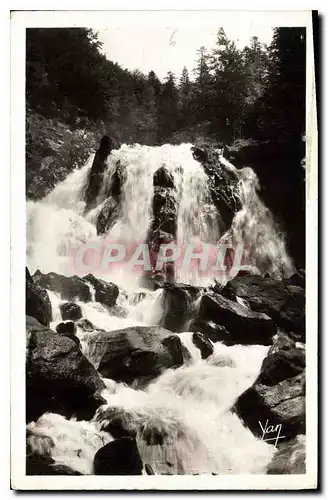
[192,332,214,359]
[96,155,124,235]
[267,435,306,474]
[56,321,80,347]
[26,267,52,327]
[221,274,305,341]
[83,326,187,385]
[60,302,82,321]
[96,196,121,235]
[26,320,106,422]
[93,437,143,475]
[189,319,231,343]
[84,135,120,209]
[33,270,91,302]
[83,273,119,308]
[195,291,276,345]
[159,283,202,333]
[235,332,305,441]
[26,430,81,475]
[191,144,242,231]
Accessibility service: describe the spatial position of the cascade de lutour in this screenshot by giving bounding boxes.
[26,143,295,475]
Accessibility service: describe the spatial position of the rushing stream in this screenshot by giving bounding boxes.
[26,143,294,474]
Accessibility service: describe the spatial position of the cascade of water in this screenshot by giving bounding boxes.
[27,143,294,475]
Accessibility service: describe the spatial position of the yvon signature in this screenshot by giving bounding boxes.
[259,420,286,448]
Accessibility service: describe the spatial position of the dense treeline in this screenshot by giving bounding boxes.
[26,27,305,146]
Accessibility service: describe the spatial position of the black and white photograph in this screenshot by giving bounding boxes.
[10,8,317,490]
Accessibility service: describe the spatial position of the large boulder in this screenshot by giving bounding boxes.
[191,144,242,231]
[33,270,91,302]
[26,319,106,423]
[83,274,119,308]
[60,302,82,321]
[196,291,276,345]
[159,283,202,333]
[235,372,305,441]
[26,430,81,475]
[93,437,143,475]
[26,268,52,327]
[189,318,231,343]
[235,333,305,441]
[56,321,80,347]
[221,275,305,340]
[153,165,175,188]
[267,435,306,474]
[84,135,120,209]
[192,332,214,359]
[83,326,188,385]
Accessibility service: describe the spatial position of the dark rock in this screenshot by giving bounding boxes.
[56,321,77,336]
[189,319,232,343]
[84,135,120,208]
[93,437,143,475]
[26,324,106,423]
[96,196,120,235]
[197,291,276,345]
[259,348,305,386]
[83,326,185,385]
[221,275,305,339]
[191,144,242,231]
[151,186,177,236]
[267,435,306,474]
[56,321,80,347]
[60,302,82,321]
[95,407,138,439]
[145,463,156,475]
[161,335,185,366]
[235,371,305,441]
[26,267,52,327]
[83,274,119,308]
[33,271,91,302]
[26,429,82,475]
[77,318,96,331]
[284,269,305,289]
[153,165,175,188]
[26,456,82,475]
[159,283,202,333]
[192,332,214,359]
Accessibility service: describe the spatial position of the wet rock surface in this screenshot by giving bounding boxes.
[83,273,119,308]
[84,135,120,209]
[192,332,214,359]
[191,144,242,231]
[235,332,305,441]
[159,283,202,333]
[267,435,306,474]
[221,274,305,340]
[26,321,106,423]
[83,326,187,385]
[60,301,83,321]
[93,437,143,475]
[196,291,276,345]
[33,270,91,302]
[26,267,52,327]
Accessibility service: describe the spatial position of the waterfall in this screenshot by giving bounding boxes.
[27,142,294,475]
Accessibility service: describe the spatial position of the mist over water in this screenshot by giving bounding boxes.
[27,143,294,474]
